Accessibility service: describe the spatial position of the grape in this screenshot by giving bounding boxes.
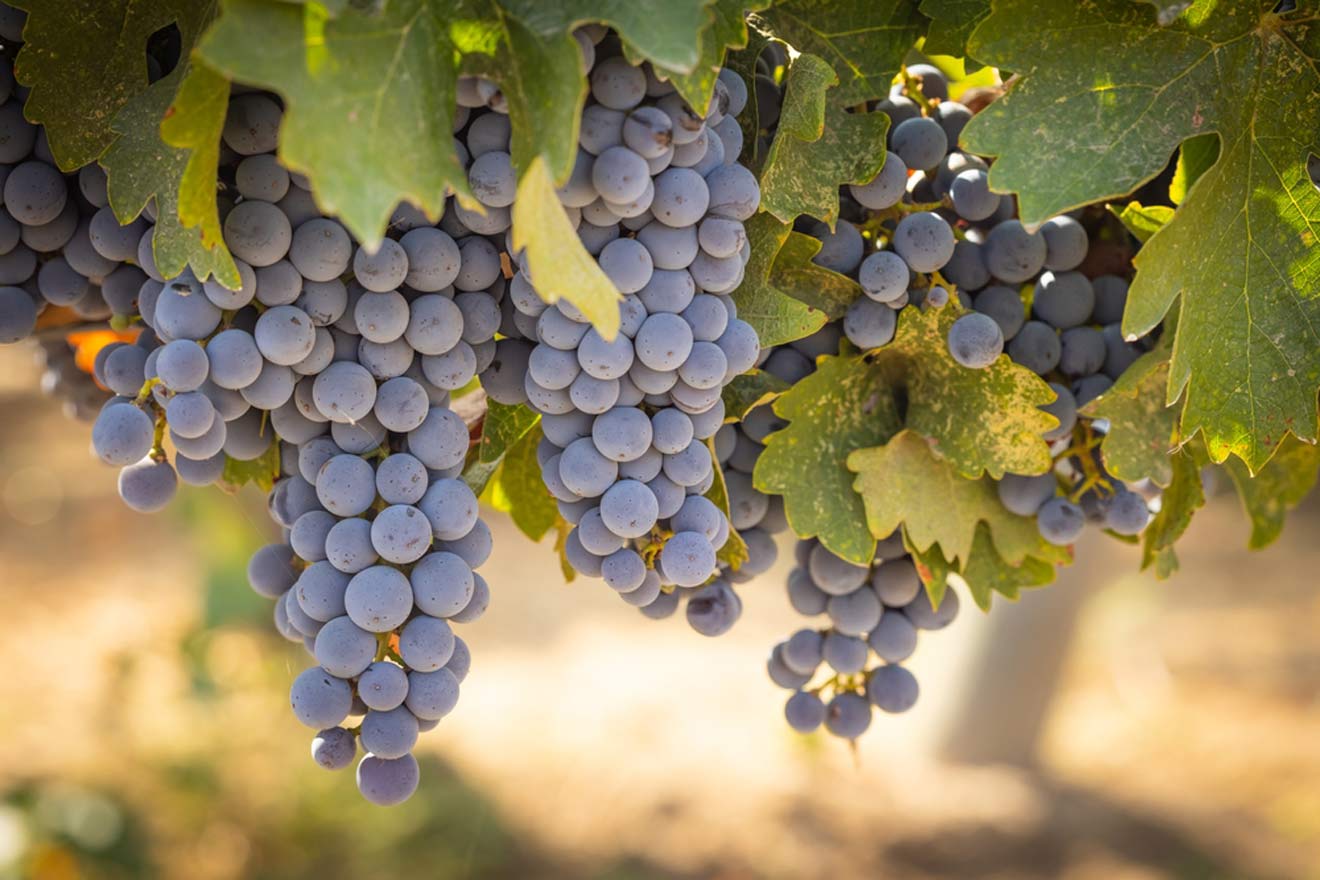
[591,146,651,204]
[344,565,413,632]
[1032,271,1095,330]
[636,221,698,269]
[255,260,304,306]
[785,691,826,733]
[176,451,226,486]
[822,631,868,674]
[154,275,223,340]
[1105,490,1150,535]
[468,150,517,208]
[295,561,351,622]
[202,328,261,390]
[223,199,292,266]
[311,727,357,771]
[254,304,317,366]
[767,646,813,690]
[118,457,177,512]
[686,580,741,636]
[704,163,760,221]
[356,753,420,806]
[559,436,619,498]
[411,552,475,618]
[843,297,897,349]
[857,250,909,304]
[635,312,694,371]
[5,161,66,226]
[1042,382,1077,441]
[808,219,864,275]
[808,545,868,597]
[950,168,1001,221]
[405,294,464,356]
[601,548,647,592]
[450,572,490,623]
[591,57,647,110]
[290,667,353,728]
[947,312,1004,369]
[370,503,433,564]
[326,517,379,574]
[316,453,377,516]
[1040,215,1089,271]
[599,479,659,538]
[850,151,907,210]
[355,290,410,344]
[1037,496,1085,545]
[248,543,298,598]
[824,692,871,739]
[92,404,155,466]
[398,615,455,672]
[934,101,973,144]
[1006,320,1062,375]
[405,668,460,721]
[622,106,674,159]
[1059,327,1106,377]
[312,361,377,424]
[996,472,1056,516]
[892,211,955,273]
[660,441,712,487]
[296,279,348,327]
[591,406,653,461]
[222,94,282,155]
[867,664,919,713]
[650,408,694,454]
[1091,275,1129,325]
[826,587,882,636]
[242,360,296,410]
[972,285,1025,341]
[165,391,215,440]
[417,478,478,540]
[871,558,921,606]
[867,612,918,663]
[984,220,1047,283]
[408,407,469,470]
[101,344,148,396]
[659,530,716,586]
[651,167,710,228]
[235,153,291,202]
[597,237,654,295]
[890,116,947,170]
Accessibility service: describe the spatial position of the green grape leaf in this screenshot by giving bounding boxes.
[1107,202,1173,245]
[160,62,234,280]
[958,523,1062,611]
[847,429,1043,568]
[10,0,214,170]
[200,0,473,251]
[103,63,241,287]
[553,518,577,582]
[919,0,991,62]
[645,0,771,117]
[753,0,926,105]
[907,539,952,607]
[731,213,829,347]
[704,438,750,569]
[219,439,281,494]
[512,155,623,339]
[1084,351,1178,487]
[496,0,712,71]
[1140,443,1206,578]
[875,303,1056,480]
[485,424,559,542]
[960,0,1320,473]
[1222,436,1320,551]
[721,23,777,172]
[770,231,864,319]
[721,368,790,422]
[1169,132,1219,205]
[754,354,901,564]
[463,5,585,184]
[478,400,541,464]
[758,53,890,225]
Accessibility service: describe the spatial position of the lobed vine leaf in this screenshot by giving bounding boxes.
[200,0,473,251]
[1084,350,1178,487]
[1169,132,1219,205]
[643,0,771,117]
[957,523,1062,611]
[757,53,890,225]
[961,0,1320,473]
[485,424,559,542]
[219,438,282,494]
[731,213,829,346]
[770,231,864,319]
[875,303,1056,480]
[1222,436,1320,551]
[160,62,233,275]
[1140,442,1206,578]
[495,0,712,72]
[919,0,991,63]
[848,429,1044,568]
[1108,202,1173,245]
[478,400,541,464]
[752,0,927,106]
[704,438,751,569]
[721,368,789,423]
[754,353,901,564]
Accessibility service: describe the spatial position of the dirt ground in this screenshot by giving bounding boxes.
[1,344,1318,880]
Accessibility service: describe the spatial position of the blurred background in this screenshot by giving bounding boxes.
[2,340,1319,880]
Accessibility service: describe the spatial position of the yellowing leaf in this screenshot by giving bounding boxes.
[731,213,829,347]
[1084,351,1178,487]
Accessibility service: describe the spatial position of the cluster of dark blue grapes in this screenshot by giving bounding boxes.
[768,534,959,738]
[478,32,763,633]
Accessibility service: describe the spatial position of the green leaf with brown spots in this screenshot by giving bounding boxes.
[722,368,790,422]
[874,303,1056,480]
[757,52,890,225]
[731,213,829,346]
[200,0,473,250]
[754,353,902,564]
[1223,435,1320,550]
[753,0,927,105]
[907,538,952,607]
[1084,351,1178,487]
[847,429,1043,568]
[961,0,1320,473]
[10,0,217,170]
[644,0,771,116]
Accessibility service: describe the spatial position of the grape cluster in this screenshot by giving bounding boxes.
[478,32,763,627]
[768,534,959,739]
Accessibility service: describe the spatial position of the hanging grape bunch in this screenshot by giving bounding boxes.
[0,0,1315,810]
